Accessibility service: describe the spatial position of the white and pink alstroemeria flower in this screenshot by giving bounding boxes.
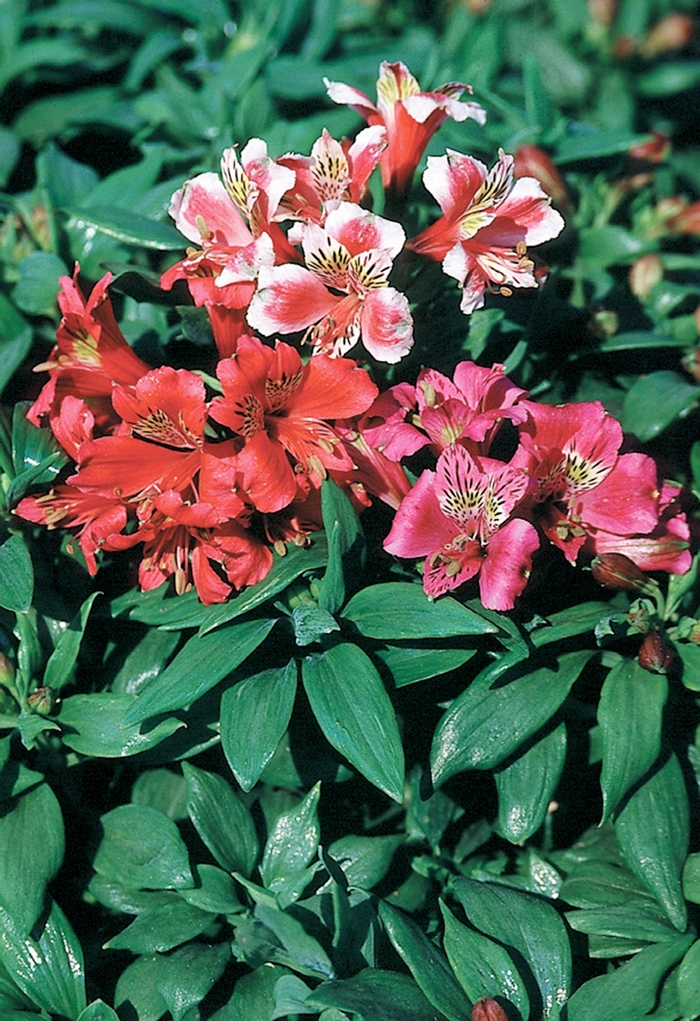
[247,202,414,363]
[384,443,539,609]
[277,126,387,224]
[325,60,486,195]
[409,148,565,314]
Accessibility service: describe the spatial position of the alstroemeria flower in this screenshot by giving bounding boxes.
[247,202,414,363]
[276,126,386,224]
[209,334,378,512]
[384,444,538,609]
[325,60,486,195]
[409,149,565,313]
[29,266,151,429]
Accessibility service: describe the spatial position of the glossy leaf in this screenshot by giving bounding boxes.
[182,762,258,876]
[93,805,193,890]
[255,903,335,979]
[77,1001,119,1021]
[302,644,404,802]
[13,251,67,316]
[622,372,699,441]
[306,969,451,1021]
[328,835,404,890]
[220,661,297,791]
[57,694,183,757]
[677,939,700,1021]
[0,533,33,612]
[560,859,656,910]
[179,864,241,915]
[65,205,182,249]
[615,751,689,931]
[432,650,592,785]
[43,592,101,691]
[156,943,230,1021]
[114,954,168,1021]
[0,295,32,398]
[0,783,64,937]
[565,899,677,944]
[260,783,321,892]
[597,659,667,821]
[342,583,496,639]
[124,618,276,724]
[376,646,477,687]
[452,877,571,1017]
[495,721,567,844]
[317,478,364,614]
[378,901,472,1021]
[104,899,215,954]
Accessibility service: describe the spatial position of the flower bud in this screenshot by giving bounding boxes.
[629,132,671,165]
[638,631,673,674]
[514,146,568,207]
[27,686,57,715]
[472,998,509,1021]
[667,200,700,236]
[640,14,694,58]
[591,553,658,595]
[0,653,15,689]
[629,254,663,300]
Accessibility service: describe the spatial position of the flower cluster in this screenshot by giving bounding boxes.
[13,61,691,611]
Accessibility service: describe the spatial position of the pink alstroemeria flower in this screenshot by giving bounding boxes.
[384,444,539,610]
[409,149,565,313]
[247,202,414,363]
[325,61,486,195]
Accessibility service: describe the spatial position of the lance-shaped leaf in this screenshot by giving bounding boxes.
[597,658,667,822]
[306,969,451,1021]
[43,592,101,691]
[260,783,321,892]
[156,943,230,1021]
[342,583,496,639]
[182,762,258,877]
[0,533,33,613]
[614,750,689,931]
[93,805,193,891]
[124,618,276,724]
[104,899,216,954]
[57,693,184,757]
[452,877,571,1018]
[317,479,364,614]
[220,661,298,791]
[78,1000,120,1021]
[495,721,567,845]
[302,644,404,803]
[432,650,591,785]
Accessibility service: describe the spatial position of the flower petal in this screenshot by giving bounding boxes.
[479,518,540,610]
[359,288,414,363]
[246,264,339,335]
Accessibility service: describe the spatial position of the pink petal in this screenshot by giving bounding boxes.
[384,469,455,559]
[359,288,414,363]
[479,518,540,610]
[237,430,298,513]
[169,172,253,247]
[348,125,387,198]
[576,453,659,534]
[324,78,380,120]
[422,151,487,219]
[486,176,565,246]
[325,202,405,260]
[246,264,339,335]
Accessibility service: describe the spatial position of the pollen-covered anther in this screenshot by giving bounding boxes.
[307,454,328,479]
[273,539,287,556]
[516,240,528,257]
[194,215,212,242]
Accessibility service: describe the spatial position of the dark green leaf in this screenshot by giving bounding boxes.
[156,943,230,1021]
[622,372,699,441]
[0,534,33,612]
[327,835,403,890]
[220,661,297,791]
[555,128,655,162]
[43,592,101,691]
[318,479,364,614]
[77,1000,120,1021]
[292,604,340,646]
[378,902,472,1021]
[260,783,320,893]
[93,805,193,890]
[302,644,404,802]
[110,628,181,695]
[216,963,287,1021]
[495,721,567,844]
[182,762,258,876]
[104,899,215,954]
[0,296,32,399]
[598,659,667,821]
[376,646,477,687]
[565,898,677,944]
[0,784,64,937]
[124,618,276,724]
[306,969,450,1021]
[179,864,241,915]
[35,144,100,210]
[615,751,689,931]
[0,898,86,1019]
[114,954,169,1021]
[677,939,700,1021]
[638,61,700,97]
[439,902,530,1021]
[598,331,687,352]
[578,225,651,270]
[255,903,334,979]
[57,694,183,757]
[10,401,67,500]
[564,934,693,1021]
[432,650,592,785]
[65,206,182,250]
[12,252,67,317]
[342,583,496,639]
[452,877,571,1017]
[560,859,656,910]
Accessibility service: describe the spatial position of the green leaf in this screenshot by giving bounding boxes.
[638,61,700,97]
[431,650,592,785]
[93,805,193,890]
[114,954,169,1021]
[565,898,677,945]
[578,225,651,269]
[65,205,182,250]
[12,252,67,317]
[57,693,183,757]
[0,295,32,398]
[598,331,688,352]
[564,934,693,1021]
[182,762,258,876]
[615,751,689,931]
[220,661,297,791]
[292,604,340,646]
[439,902,530,1021]
[179,864,241,915]
[555,128,654,161]
[302,644,404,802]
[622,372,699,441]
[376,646,477,687]
[597,659,667,821]
[124,618,276,724]
[77,1000,120,1021]
[9,401,67,502]
[677,939,700,1021]
[255,903,335,979]
[560,859,657,910]
[156,943,230,1021]
[317,479,364,614]
[217,963,287,1021]
[0,784,64,937]
[342,583,497,639]
[0,898,86,1019]
[0,534,33,612]
[43,592,101,691]
[452,877,571,1017]
[328,835,403,890]
[104,898,216,954]
[260,783,321,893]
[378,902,472,1021]
[495,721,567,844]
[306,969,451,1021]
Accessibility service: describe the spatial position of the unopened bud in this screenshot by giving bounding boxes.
[513,146,568,207]
[0,653,15,689]
[629,132,671,165]
[472,998,509,1021]
[629,254,663,300]
[27,686,57,715]
[668,200,700,236]
[640,14,694,58]
[591,553,658,595]
[588,0,617,27]
[638,631,673,674]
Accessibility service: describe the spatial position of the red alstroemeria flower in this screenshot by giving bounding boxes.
[384,444,539,610]
[512,400,661,566]
[276,126,387,224]
[209,334,378,512]
[409,149,565,313]
[29,266,151,428]
[325,60,486,195]
[247,202,414,363]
